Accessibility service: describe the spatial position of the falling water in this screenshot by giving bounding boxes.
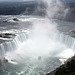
[2,17,74,61]
[0,17,74,75]
[0,0,75,75]
[0,31,28,57]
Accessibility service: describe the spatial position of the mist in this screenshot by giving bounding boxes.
[43,0,69,20]
[4,0,74,64]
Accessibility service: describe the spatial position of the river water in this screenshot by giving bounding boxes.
[0,15,75,75]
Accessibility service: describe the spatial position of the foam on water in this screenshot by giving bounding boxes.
[4,18,74,64]
[0,0,74,74]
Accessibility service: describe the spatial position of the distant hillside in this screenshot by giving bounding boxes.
[64,3,75,22]
[0,1,75,22]
[0,1,46,16]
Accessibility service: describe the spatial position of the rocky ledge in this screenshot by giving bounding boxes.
[0,33,16,38]
[46,56,75,75]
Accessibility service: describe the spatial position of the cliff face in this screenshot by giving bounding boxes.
[46,56,75,75]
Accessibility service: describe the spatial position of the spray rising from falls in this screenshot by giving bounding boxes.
[1,18,73,64]
[43,0,69,20]
[0,0,74,63]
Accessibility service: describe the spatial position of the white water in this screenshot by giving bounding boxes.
[3,18,74,64]
[0,0,75,74]
[0,16,74,75]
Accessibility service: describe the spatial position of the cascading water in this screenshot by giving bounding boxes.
[0,0,75,75]
[0,17,73,75]
[0,31,28,57]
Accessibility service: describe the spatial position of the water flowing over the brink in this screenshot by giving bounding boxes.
[58,33,75,52]
[0,30,75,58]
[0,31,29,57]
[0,0,75,74]
[0,16,75,75]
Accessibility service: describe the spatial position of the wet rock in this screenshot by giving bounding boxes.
[4,57,8,62]
[0,57,8,65]
[0,20,7,24]
[46,70,57,75]
[13,18,19,21]
[0,33,16,38]
[69,30,75,37]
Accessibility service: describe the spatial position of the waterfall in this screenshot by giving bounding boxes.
[58,33,75,53]
[0,32,28,57]
[0,29,75,58]
[50,32,75,53]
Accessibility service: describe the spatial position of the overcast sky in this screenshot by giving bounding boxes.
[0,0,75,3]
[1,0,33,1]
[62,0,75,2]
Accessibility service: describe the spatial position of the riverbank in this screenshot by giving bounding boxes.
[46,55,75,75]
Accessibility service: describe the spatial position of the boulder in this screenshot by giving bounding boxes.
[13,18,19,21]
[0,57,8,65]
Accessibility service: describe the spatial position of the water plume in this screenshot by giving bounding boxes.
[5,18,74,63]
[4,0,74,63]
[43,0,69,20]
